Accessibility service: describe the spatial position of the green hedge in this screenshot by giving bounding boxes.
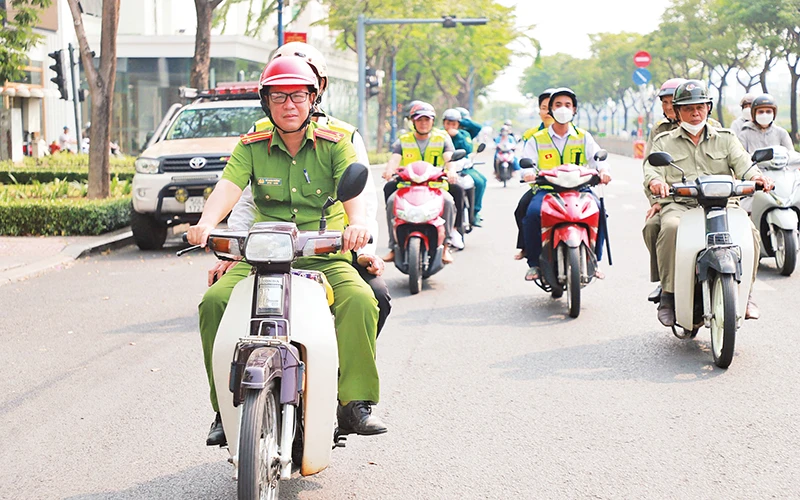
[367,151,391,165]
[0,154,136,185]
[0,197,131,236]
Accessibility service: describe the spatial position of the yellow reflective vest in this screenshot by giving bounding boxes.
[398,129,448,167]
[531,125,587,170]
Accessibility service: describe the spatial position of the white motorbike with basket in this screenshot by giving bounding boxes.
[647,149,772,368]
[179,164,369,499]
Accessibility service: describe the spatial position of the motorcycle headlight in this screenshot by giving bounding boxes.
[135,157,160,174]
[397,199,441,223]
[699,181,733,198]
[256,276,284,316]
[245,232,295,263]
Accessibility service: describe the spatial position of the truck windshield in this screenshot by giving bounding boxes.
[165,106,264,139]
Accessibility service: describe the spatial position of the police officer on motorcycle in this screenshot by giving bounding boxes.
[188,56,387,445]
[644,80,774,326]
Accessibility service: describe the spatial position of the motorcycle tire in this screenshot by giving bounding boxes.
[774,227,797,276]
[238,381,281,500]
[408,237,424,295]
[566,246,581,318]
[710,274,737,369]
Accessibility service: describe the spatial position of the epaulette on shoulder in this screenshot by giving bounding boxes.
[653,129,673,142]
[240,130,272,145]
[716,127,734,134]
[314,128,345,143]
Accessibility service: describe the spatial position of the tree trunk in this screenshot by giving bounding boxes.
[67,0,120,199]
[191,0,223,90]
[789,57,799,145]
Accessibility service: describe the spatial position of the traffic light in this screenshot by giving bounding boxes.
[365,67,380,98]
[48,50,68,100]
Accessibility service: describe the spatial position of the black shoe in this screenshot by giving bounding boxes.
[206,412,227,447]
[657,292,675,327]
[337,401,388,436]
[648,284,662,303]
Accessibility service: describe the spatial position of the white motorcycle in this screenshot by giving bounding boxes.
[180,164,369,498]
[749,145,800,276]
[647,148,773,368]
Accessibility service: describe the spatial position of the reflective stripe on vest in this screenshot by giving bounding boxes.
[532,126,587,170]
[399,129,448,167]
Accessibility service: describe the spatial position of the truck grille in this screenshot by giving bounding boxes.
[161,155,228,172]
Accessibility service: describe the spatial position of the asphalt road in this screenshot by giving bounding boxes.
[2,148,799,499]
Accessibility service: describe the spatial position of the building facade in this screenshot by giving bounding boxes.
[2,0,359,160]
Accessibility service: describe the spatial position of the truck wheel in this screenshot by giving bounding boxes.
[130,208,168,250]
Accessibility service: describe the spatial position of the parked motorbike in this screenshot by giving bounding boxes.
[179,164,369,498]
[390,150,467,294]
[495,143,516,187]
[646,148,772,368]
[749,145,800,276]
[519,150,608,318]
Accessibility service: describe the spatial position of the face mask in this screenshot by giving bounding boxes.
[741,107,751,121]
[553,107,574,124]
[680,120,706,136]
[755,112,774,126]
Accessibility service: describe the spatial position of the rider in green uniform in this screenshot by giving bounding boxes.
[187,56,387,446]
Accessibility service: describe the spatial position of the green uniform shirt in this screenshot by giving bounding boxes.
[643,125,760,206]
[222,121,358,233]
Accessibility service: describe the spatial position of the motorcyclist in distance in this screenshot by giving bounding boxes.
[730,93,756,137]
[736,93,795,154]
[443,108,488,226]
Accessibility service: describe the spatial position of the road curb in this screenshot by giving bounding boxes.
[0,227,134,287]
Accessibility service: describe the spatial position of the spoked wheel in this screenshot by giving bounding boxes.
[709,274,737,369]
[238,381,281,500]
[774,227,797,276]
[566,246,581,318]
[408,237,423,295]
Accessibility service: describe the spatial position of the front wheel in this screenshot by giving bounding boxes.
[710,274,737,369]
[774,227,797,276]
[408,237,423,295]
[566,246,581,318]
[238,382,281,500]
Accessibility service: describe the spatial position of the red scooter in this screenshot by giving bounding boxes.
[391,151,467,294]
[520,150,609,318]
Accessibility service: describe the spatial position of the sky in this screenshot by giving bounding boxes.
[487,0,672,103]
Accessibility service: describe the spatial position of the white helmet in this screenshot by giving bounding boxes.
[442,108,461,122]
[272,42,328,101]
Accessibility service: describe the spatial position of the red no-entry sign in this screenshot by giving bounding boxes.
[633,51,651,68]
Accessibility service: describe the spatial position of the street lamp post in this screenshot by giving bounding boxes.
[357,15,488,147]
[277,0,284,46]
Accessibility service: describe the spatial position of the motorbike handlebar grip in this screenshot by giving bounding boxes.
[181,232,188,243]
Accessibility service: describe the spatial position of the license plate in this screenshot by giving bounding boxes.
[185,196,205,213]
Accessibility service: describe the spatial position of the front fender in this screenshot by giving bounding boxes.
[696,247,741,281]
[242,347,283,388]
[554,224,587,248]
[766,207,799,231]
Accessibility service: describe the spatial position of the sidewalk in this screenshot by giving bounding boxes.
[0,227,133,286]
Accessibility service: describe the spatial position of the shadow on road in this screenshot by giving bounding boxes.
[491,332,727,385]
[62,460,326,500]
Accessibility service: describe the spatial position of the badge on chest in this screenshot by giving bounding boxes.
[257,177,283,186]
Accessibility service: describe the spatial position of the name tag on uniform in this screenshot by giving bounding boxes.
[257,177,282,186]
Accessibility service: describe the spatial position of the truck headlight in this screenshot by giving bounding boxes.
[245,232,295,263]
[135,157,160,174]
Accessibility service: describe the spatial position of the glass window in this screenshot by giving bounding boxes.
[165,106,264,139]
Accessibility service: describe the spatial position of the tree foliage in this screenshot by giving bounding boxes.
[0,0,52,84]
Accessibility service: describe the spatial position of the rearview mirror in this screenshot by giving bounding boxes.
[335,163,368,203]
[451,149,467,162]
[647,152,673,167]
[594,149,608,162]
[519,158,534,169]
[751,148,774,164]
[476,143,486,153]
